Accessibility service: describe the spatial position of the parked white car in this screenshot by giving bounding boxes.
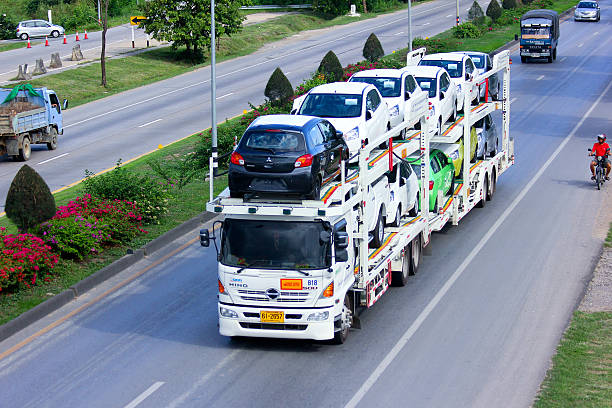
[386,160,420,226]
[292,82,390,158]
[16,20,64,40]
[348,69,428,137]
[418,52,478,111]
[402,66,458,136]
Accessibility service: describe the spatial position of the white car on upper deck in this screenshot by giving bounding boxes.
[402,66,458,136]
[418,52,478,111]
[291,82,390,158]
[347,69,428,137]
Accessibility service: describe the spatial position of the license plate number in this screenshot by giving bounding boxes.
[260,311,284,323]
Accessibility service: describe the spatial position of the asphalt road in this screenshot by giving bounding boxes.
[1,4,612,408]
[0,0,490,210]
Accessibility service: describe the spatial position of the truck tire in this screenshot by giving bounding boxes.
[553,48,557,60]
[19,137,31,161]
[487,170,496,201]
[521,56,526,63]
[46,128,58,150]
[476,177,488,208]
[409,234,422,276]
[370,210,385,248]
[332,294,352,344]
[392,246,411,286]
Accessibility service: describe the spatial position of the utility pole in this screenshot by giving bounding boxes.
[408,0,412,51]
[211,0,217,177]
[456,0,460,26]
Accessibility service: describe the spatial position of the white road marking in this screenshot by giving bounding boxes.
[560,57,567,62]
[138,118,162,128]
[423,22,431,25]
[216,92,234,100]
[446,14,452,17]
[577,43,583,48]
[37,152,69,165]
[536,75,545,81]
[394,32,404,36]
[510,97,517,105]
[124,381,165,408]
[593,31,599,36]
[344,76,612,408]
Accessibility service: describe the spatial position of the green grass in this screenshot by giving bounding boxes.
[606,223,612,248]
[18,7,407,108]
[0,42,27,52]
[534,311,612,407]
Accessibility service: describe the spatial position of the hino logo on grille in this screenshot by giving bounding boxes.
[265,288,280,300]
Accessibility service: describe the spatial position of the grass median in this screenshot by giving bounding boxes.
[0,42,27,53]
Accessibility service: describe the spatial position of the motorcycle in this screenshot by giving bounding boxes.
[588,148,608,190]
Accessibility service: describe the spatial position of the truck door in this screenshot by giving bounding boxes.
[47,92,63,134]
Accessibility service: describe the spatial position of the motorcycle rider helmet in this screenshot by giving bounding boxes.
[597,133,606,142]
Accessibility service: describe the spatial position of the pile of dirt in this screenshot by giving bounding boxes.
[0,101,40,115]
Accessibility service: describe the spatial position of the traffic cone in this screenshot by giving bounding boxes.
[45,36,49,46]
[27,38,31,48]
[84,30,88,40]
[75,31,80,41]
[63,33,67,44]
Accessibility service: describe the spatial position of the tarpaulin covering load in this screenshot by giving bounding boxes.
[1,84,43,105]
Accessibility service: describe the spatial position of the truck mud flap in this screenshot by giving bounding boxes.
[6,139,18,156]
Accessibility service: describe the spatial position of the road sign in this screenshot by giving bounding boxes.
[130,16,147,25]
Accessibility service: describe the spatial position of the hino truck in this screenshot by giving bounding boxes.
[0,85,67,161]
[520,9,560,63]
[200,50,513,343]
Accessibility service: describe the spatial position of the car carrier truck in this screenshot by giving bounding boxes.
[0,85,67,161]
[200,50,513,343]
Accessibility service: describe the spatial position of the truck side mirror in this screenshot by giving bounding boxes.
[335,249,349,263]
[62,99,68,110]
[199,229,210,247]
[336,130,344,139]
[439,92,445,100]
[334,231,349,249]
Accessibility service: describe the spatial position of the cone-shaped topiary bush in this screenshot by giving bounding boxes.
[502,0,519,9]
[318,50,344,82]
[486,0,502,22]
[5,164,56,232]
[264,67,294,106]
[468,1,485,24]
[363,33,385,62]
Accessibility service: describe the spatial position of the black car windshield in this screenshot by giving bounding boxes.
[350,77,401,97]
[299,93,362,118]
[468,54,485,69]
[242,130,305,152]
[521,26,551,39]
[415,77,437,98]
[577,1,597,7]
[419,60,463,78]
[220,219,331,270]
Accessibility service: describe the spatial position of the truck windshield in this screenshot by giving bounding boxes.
[299,93,362,118]
[220,219,331,270]
[415,77,437,98]
[419,60,462,78]
[350,77,401,97]
[521,27,551,39]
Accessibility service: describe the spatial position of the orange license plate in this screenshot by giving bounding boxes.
[260,311,284,323]
[280,279,302,290]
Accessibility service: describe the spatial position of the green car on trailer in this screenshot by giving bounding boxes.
[408,148,455,212]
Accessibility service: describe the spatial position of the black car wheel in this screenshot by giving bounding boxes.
[309,176,322,200]
[51,30,60,38]
[20,33,29,40]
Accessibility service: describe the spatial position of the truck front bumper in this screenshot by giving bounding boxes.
[218,303,336,341]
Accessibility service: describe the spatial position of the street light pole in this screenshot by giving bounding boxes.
[456,0,460,26]
[211,0,217,177]
[97,0,101,23]
[408,0,412,51]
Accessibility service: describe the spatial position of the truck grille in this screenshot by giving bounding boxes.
[239,322,308,331]
[237,289,309,303]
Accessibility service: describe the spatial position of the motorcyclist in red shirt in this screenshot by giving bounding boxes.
[590,134,611,180]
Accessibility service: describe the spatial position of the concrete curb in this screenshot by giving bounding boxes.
[0,210,219,342]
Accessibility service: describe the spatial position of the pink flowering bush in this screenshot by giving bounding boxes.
[0,228,59,293]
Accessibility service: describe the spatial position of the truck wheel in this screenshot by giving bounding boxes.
[553,48,557,60]
[370,210,385,248]
[521,56,526,63]
[19,137,31,161]
[392,246,411,286]
[46,129,58,150]
[476,177,488,208]
[332,294,352,344]
[487,171,496,201]
[409,234,422,276]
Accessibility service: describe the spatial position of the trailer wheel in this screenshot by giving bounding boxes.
[332,294,352,344]
[19,137,31,161]
[392,246,411,286]
[46,128,58,150]
[476,177,488,208]
[370,210,385,248]
[409,234,422,276]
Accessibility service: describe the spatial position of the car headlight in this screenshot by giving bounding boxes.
[449,151,459,160]
[345,126,359,141]
[307,311,329,321]
[219,307,238,319]
[389,104,400,117]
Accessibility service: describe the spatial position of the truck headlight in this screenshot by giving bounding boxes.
[345,126,359,141]
[219,307,238,318]
[307,311,329,321]
[389,104,400,117]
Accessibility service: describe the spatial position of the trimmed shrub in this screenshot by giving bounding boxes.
[343,61,379,81]
[452,22,482,39]
[265,67,294,106]
[295,73,329,97]
[486,0,503,22]
[0,14,17,40]
[468,1,485,25]
[312,0,350,17]
[318,50,344,82]
[502,0,520,8]
[5,165,56,232]
[363,33,385,62]
[82,161,170,224]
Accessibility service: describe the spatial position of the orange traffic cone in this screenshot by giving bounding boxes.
[63,33,67,44]
[45,36,49,46]
[84,30,88,40]
[75,31,80,41]
[27,38,31,48]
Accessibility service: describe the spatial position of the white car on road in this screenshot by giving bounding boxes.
[348,69,429,137]
[418,52,478,111]
[16,20,65,40]
[292,82,390,158]
[403,66,458,136]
